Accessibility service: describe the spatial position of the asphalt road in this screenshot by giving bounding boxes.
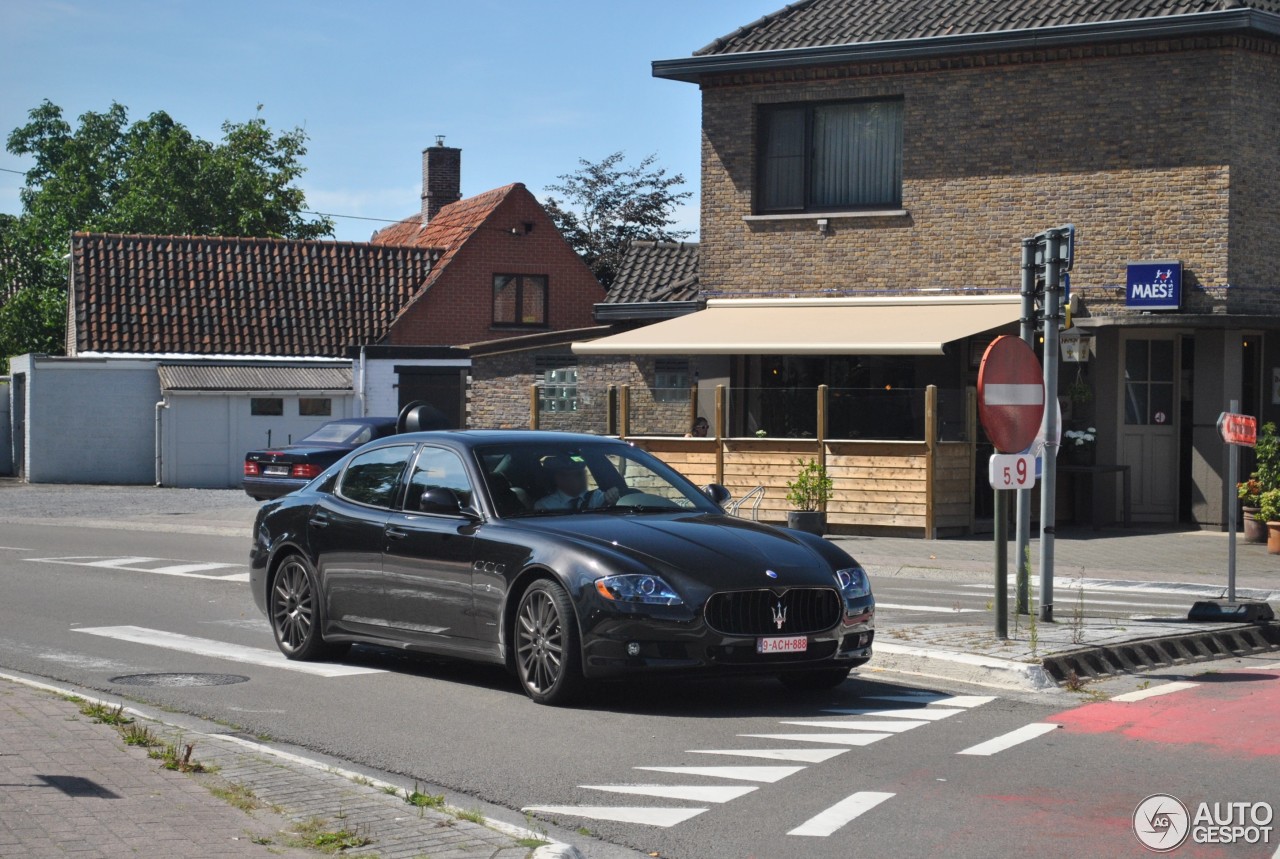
[1,488,1276,858]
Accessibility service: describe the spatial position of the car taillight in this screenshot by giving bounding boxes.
[244,461,260,476]
[291,463,322,479]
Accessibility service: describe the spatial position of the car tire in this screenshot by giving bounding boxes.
[778,667,851,692]
[514,579,584,706]
[269,554,350,661]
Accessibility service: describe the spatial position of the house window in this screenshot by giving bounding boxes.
[757,99,903,213]
[653,358,690,404]
[299,398,332,417]
[250,397,283,416]
[536,354,578,413]
[494,275,548,326]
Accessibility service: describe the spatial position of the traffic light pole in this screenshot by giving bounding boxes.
[1016,238,1036,616]
[1038,228,1067,623]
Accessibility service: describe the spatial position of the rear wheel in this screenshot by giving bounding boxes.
[269,555,349,660]
[514,580,584,706]
[778,667,851,692]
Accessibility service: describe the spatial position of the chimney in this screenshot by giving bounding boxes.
[421,135,461,225]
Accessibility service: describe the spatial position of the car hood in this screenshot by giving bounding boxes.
[516,513,840,589]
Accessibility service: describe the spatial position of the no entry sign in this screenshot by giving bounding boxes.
[978,335,1045,453]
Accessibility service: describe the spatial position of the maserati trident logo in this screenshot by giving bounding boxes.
[772,600,787,630]
[765,569,779,579]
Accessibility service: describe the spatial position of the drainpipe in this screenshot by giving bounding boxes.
[154,397,169,486]
[357,346,367,416]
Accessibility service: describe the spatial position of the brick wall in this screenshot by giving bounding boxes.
[698,37,1279,315]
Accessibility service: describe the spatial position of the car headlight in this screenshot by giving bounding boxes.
[594,574,684,606]
[835,566,871,599]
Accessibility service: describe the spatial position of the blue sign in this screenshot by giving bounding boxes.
[1126,261,1182,310]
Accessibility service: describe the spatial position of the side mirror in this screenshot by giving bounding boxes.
[702,484,732,507]
[417,487,478,518]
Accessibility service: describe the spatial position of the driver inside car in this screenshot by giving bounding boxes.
[534,454,621,511]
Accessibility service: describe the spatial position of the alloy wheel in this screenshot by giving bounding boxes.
[272,559,314,654]
[517,588,564,694]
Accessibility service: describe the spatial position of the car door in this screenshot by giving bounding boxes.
[380,445,482,652]
[316,443,416,637]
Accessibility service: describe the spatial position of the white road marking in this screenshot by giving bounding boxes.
[29,556,247,581]
[582,784,756,803]
[73,626,382,677]
[779,719,927,732]
[875,603,982,613]
[931,695,997,708]
[788,791,895,837]
[520,806,706,827]
[1111,681,1198,702]
[1254,661,1280,670]
[957,723,1059,756]
[686,748,849,763]
[0,545,32,550]
[633,765,804,783]
[822,707,963,721]
[741,733,892,746]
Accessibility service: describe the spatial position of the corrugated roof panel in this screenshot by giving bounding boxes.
[157,364,353,392]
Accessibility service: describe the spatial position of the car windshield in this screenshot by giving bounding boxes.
[474,441,717,518]
[299,421,377,446]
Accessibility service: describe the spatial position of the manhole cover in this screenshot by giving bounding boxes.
[109,673,249,687]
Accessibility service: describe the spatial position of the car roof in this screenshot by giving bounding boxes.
[378,430,623,450]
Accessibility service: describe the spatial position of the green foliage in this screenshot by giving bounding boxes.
[785,458,832,512]
[1254,422,1280,494]
[1239,477,1262,508]
[1258,488,1280,524]
[542,151,692,288]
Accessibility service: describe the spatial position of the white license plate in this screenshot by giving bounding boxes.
[264,466,290,476]
[757,635,808,654]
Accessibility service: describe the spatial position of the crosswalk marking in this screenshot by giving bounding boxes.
[30,556,247,581]
[73,626,382,677]
[1111,681,1198,702]
[741,732,893,746]
[822,707,963,721]
[582,784,756,803]
[686,748,849,763]
[788,791,895,837]
[633,765,804,783]
[520,806,706,827]
[875,603,982,613]
[957,722,1059,756]
[778,719,927,732]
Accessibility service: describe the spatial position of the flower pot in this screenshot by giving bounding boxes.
[1243,507,1267,543]
[1267,521,1280,555]
[787,510,826,536]
[1064,444,1095,466]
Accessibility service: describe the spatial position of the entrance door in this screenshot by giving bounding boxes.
[396,367,465,428]
[1119,335,1178,522]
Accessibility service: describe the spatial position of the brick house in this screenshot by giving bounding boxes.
[574,0,1280,530]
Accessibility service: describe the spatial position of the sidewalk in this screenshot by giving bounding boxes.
[0,674,579,859]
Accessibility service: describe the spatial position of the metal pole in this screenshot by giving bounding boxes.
[1017,237,1037,615]
[1038,228,1064,623]
[994,487,1008,638]
[1228,399,1238,603]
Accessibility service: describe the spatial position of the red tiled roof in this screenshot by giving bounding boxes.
[70,233,435,357]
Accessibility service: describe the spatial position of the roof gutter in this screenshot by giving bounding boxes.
[592,300,704,323]
[653,9,1280,83]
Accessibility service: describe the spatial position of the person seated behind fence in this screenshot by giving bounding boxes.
[534,454,620,511]
[686,417,709,438]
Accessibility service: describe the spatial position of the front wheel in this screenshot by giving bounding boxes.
[514,580,584,705]
[269,555,349,661]
[778,667,851,692]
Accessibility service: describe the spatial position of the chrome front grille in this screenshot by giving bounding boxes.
[704,587,842,636]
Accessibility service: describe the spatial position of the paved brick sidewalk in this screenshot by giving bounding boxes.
[0,677,563,859]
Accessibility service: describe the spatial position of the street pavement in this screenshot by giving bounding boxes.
[0,483,1277,857]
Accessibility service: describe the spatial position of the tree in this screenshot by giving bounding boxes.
[542,152,693,289]
[1,100,333,370]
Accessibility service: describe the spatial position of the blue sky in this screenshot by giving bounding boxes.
[1,0,783,242]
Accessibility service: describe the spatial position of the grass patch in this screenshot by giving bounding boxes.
[286,817,373,853]
[456,809,485,825]
[78,701,133,726]
[517,837,552,848]
[208,780,261,812]
[120,722,162,747]
[405,783,446,809]
[148,738,208,773]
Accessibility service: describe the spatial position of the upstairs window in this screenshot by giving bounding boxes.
[758,99,903,213]
[494,274,548,327]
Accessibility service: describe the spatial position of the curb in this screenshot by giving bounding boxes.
[1040,622,1280,683]
[870,642,1058,691]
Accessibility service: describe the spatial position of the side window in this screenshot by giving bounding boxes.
[407,447,473,510]
[338,445,414,509]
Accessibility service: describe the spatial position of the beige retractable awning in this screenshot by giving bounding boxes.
[572,295,1022,356]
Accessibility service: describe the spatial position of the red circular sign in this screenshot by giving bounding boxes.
[978,336,1046,453]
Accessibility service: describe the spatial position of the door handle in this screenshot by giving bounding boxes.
[309,514,330,529]
[386,527,408,540]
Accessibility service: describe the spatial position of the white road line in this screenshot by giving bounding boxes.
[1111,681,1198,702]
[740,733,893,747]
[29,556,247,581]
[687,748,849,763]
[957,723,1059,756]
[779,719,928,733]
[875,603,982,613]
[862,693,996,708]
[634,765,804,783]
[1255,661,1280,670]
[788,791,895,837]
[73,626,382,677]
[0,545,32,550]
[520,807,706,827]
[582,784,756,803]
[932,695,997,708]
[822,707,964,721]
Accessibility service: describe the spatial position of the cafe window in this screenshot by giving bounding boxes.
[653,359,690,404]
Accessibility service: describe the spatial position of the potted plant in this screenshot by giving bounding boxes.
[1239,477,1266,543]
[785,457,832,536]
[1258,488,1280,554]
